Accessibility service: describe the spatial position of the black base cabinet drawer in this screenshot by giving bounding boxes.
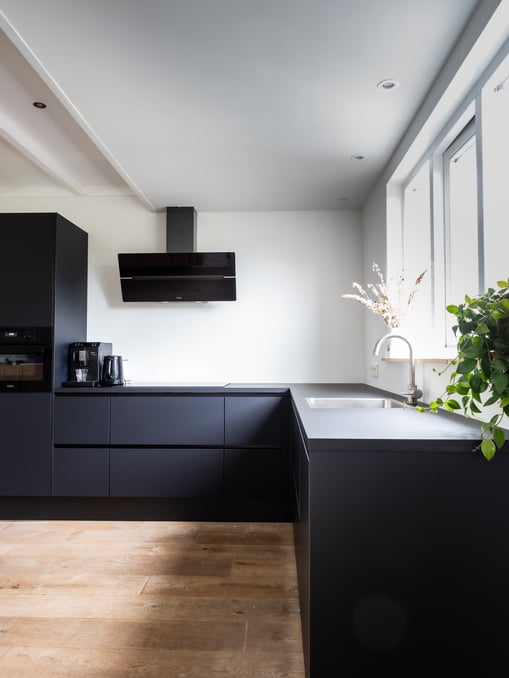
[225,396,283,446]
[52,448,109,497]
[110,397,224,445]
[54,396,110,445]
[110,448,223,498]
[224,448,283,498]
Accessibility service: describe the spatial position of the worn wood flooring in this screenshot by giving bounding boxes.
[0,520,304,677]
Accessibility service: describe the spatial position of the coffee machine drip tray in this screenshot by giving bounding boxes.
[62,380,102,387]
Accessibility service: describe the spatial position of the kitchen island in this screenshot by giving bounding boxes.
[288,383,509,678]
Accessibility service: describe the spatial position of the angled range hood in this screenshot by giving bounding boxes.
[118,207,236,302]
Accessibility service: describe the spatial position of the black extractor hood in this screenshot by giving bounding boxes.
[118,207,236,302]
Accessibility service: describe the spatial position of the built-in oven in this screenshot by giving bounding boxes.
[0,327,52,392]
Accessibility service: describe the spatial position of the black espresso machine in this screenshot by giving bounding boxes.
[65,342,112,387]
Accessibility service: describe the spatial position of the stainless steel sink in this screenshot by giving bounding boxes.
[305,396,404,409]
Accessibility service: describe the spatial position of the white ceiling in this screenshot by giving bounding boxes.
[0,0,482,212]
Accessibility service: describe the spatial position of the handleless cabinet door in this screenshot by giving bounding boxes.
[0,393,51,495]
[225,396,283,447]
[110,396,224,446]
[224,448,283,497]
[0,215,54,326]
[54,395,110,445]
[110,448,223,497]
[53,448,109,497]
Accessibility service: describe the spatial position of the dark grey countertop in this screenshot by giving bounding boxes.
[55,383,290,395]
[288,383,487,452]
[55,381,498,453]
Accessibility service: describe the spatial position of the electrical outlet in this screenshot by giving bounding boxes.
[370,363,379,378]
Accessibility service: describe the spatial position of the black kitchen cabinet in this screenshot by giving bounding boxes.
[0,393,51,495]
[110,448,223,497]
[291,401,509,677]
[224,395,288,499]
[52,448,109,497]
[48,390,291,519]
[110,395,224,445]
[54,395,109,445]
[224,448,283,497]
[225,395,283,446]
[290,404,310,676]
[0,212,88,388]
[53,395,110,496]
[0,216,54,326]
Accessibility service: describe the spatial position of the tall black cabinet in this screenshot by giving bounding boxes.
[0,212,88,387]
[0,212,88,495]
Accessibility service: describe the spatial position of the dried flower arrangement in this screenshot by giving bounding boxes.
[341,262,427,328]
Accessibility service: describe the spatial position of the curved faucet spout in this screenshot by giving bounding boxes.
[373,333,422,405]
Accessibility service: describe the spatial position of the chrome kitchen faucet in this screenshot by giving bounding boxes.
[373,333,423,406]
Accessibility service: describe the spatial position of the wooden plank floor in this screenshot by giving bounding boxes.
[0,520,304,677]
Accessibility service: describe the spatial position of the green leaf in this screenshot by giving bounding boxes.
[446,304,459,315]
[461,342,483,359]
[470,401,482,414]
[497,280,509,288]
[492,373,509,395]
[445,399,461,411]
[500,397,509,408]
[492,359,508,373]
[481,438,497,461]
[456,359,477,374]
[493,427,506,449]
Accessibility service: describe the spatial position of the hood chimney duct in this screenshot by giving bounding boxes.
[166,206,197,253]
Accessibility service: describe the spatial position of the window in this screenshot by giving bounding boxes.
[397,46,509,357]
[443,118,479,345]
[482,54,509,289]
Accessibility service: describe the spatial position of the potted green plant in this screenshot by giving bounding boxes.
[417,279,509,460]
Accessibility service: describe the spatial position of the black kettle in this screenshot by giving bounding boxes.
[102,355,125,386]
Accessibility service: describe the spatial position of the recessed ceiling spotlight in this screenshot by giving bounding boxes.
[350,154,365,161]
[377,79,400,91]
[32,101,47,109]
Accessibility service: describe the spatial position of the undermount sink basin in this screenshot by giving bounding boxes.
[306,396,404,409]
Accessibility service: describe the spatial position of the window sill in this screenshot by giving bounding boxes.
[381,357,450,364]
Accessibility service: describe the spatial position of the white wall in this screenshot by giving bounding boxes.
[0,195,364,384]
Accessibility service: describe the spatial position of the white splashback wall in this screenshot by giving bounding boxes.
[0,196,364,383]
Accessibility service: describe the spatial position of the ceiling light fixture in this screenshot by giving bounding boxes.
[32,101,47,109]
[377,79,399,91]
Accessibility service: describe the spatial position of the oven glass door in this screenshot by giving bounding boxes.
[0,345,52,391]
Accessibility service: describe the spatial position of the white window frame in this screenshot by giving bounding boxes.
[394,41,508,359]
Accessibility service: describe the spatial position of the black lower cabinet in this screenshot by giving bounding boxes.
[110,448,223,497]
[224,448,283,497]
[0,393,51,496]
[3,391,293,520]
[292,418,509,677]
[291,406,310,676]
[52,448,109,497]
[110,396,224,446]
